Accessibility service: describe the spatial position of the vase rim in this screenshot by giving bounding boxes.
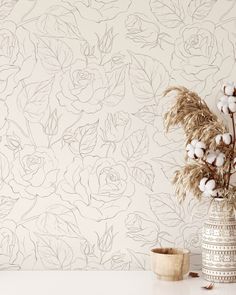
[213,197,227,201]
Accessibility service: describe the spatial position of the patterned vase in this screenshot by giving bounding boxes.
[202,198,236,283]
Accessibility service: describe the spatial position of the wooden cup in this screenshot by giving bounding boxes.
[150,248,190,281]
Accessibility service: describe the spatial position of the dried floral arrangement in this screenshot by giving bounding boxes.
[164,83,236,204]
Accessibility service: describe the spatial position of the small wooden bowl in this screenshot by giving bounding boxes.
[150,248,190,281]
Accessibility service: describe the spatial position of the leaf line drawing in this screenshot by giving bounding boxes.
[122,129,149,162]
[18,79,53,123]
[0,153,10,189]
[37,5,82,39]
[149,193,185,227]
[68,121,99,156]
[0,196,18,219]
[149,0,185,28]
[133,104,159,125]
[36,204,81,238]
[104,66,126,106]
[152,149,184,180]
[128,249,149,270]
[188,0,216,20]
[37,38,73,73]
[0,0,18,20]
[129,52,169,103]
[130,161,154,190]
[37,235,74,270]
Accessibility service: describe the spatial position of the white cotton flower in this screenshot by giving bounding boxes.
[186,139,206,159]
[215,133,232,145]
[206,150,225,167]
[199,177,217,197]
[217,95,236,114]
[223,81,236,96]
[215,134,223,145]
[222,133,232,145]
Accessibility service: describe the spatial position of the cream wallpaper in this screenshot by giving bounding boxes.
[0,0,236,270]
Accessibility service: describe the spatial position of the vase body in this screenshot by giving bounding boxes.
[202,199,236,283]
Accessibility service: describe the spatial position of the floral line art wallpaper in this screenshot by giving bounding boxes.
[0,0,235,270]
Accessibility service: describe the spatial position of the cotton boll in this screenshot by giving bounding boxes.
[215,154,225,167]
[215,134,222,145]
[215,133,232,145]
[206,151,216,164]
[199,177,208,192]
[230,104,236,112]
[199,177,217,197]
[217,96,229,114]
[187,149,195,159]
[222,81,233,90]
[191,139,199,146]
[195,148,204,158]
[225,85,235,96]
[222,133,232,145]
[206,150,225,167]
[186,143,194,158]
[186,143,193,151]
[205,180,217,197]
[223,81,235,96]
[229,96,236,112]
[217,95,236,114]
[195,141,206,149]
[186,139,205,159]
[206,179,215,190]
[223,105,230,114]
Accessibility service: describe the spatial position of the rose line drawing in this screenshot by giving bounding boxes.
[9,145,59,199]
[57,156,134,221]
[0,21,36,100]
[171,21,235,94]
[57,59,108,114]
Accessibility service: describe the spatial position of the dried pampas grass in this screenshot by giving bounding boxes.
[164,86,228,146]
[164,86,233,201]
[173,163,210,201]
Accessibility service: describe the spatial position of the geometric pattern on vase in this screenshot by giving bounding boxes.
[202,199,236,283]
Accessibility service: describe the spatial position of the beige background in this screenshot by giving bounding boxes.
[0,0,235,270]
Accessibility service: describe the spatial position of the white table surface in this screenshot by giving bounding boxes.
[0,271,235,295]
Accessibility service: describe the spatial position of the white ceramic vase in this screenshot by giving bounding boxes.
[202,198,236,283]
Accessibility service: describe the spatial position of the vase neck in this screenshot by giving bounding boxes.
[209,199,235,221]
